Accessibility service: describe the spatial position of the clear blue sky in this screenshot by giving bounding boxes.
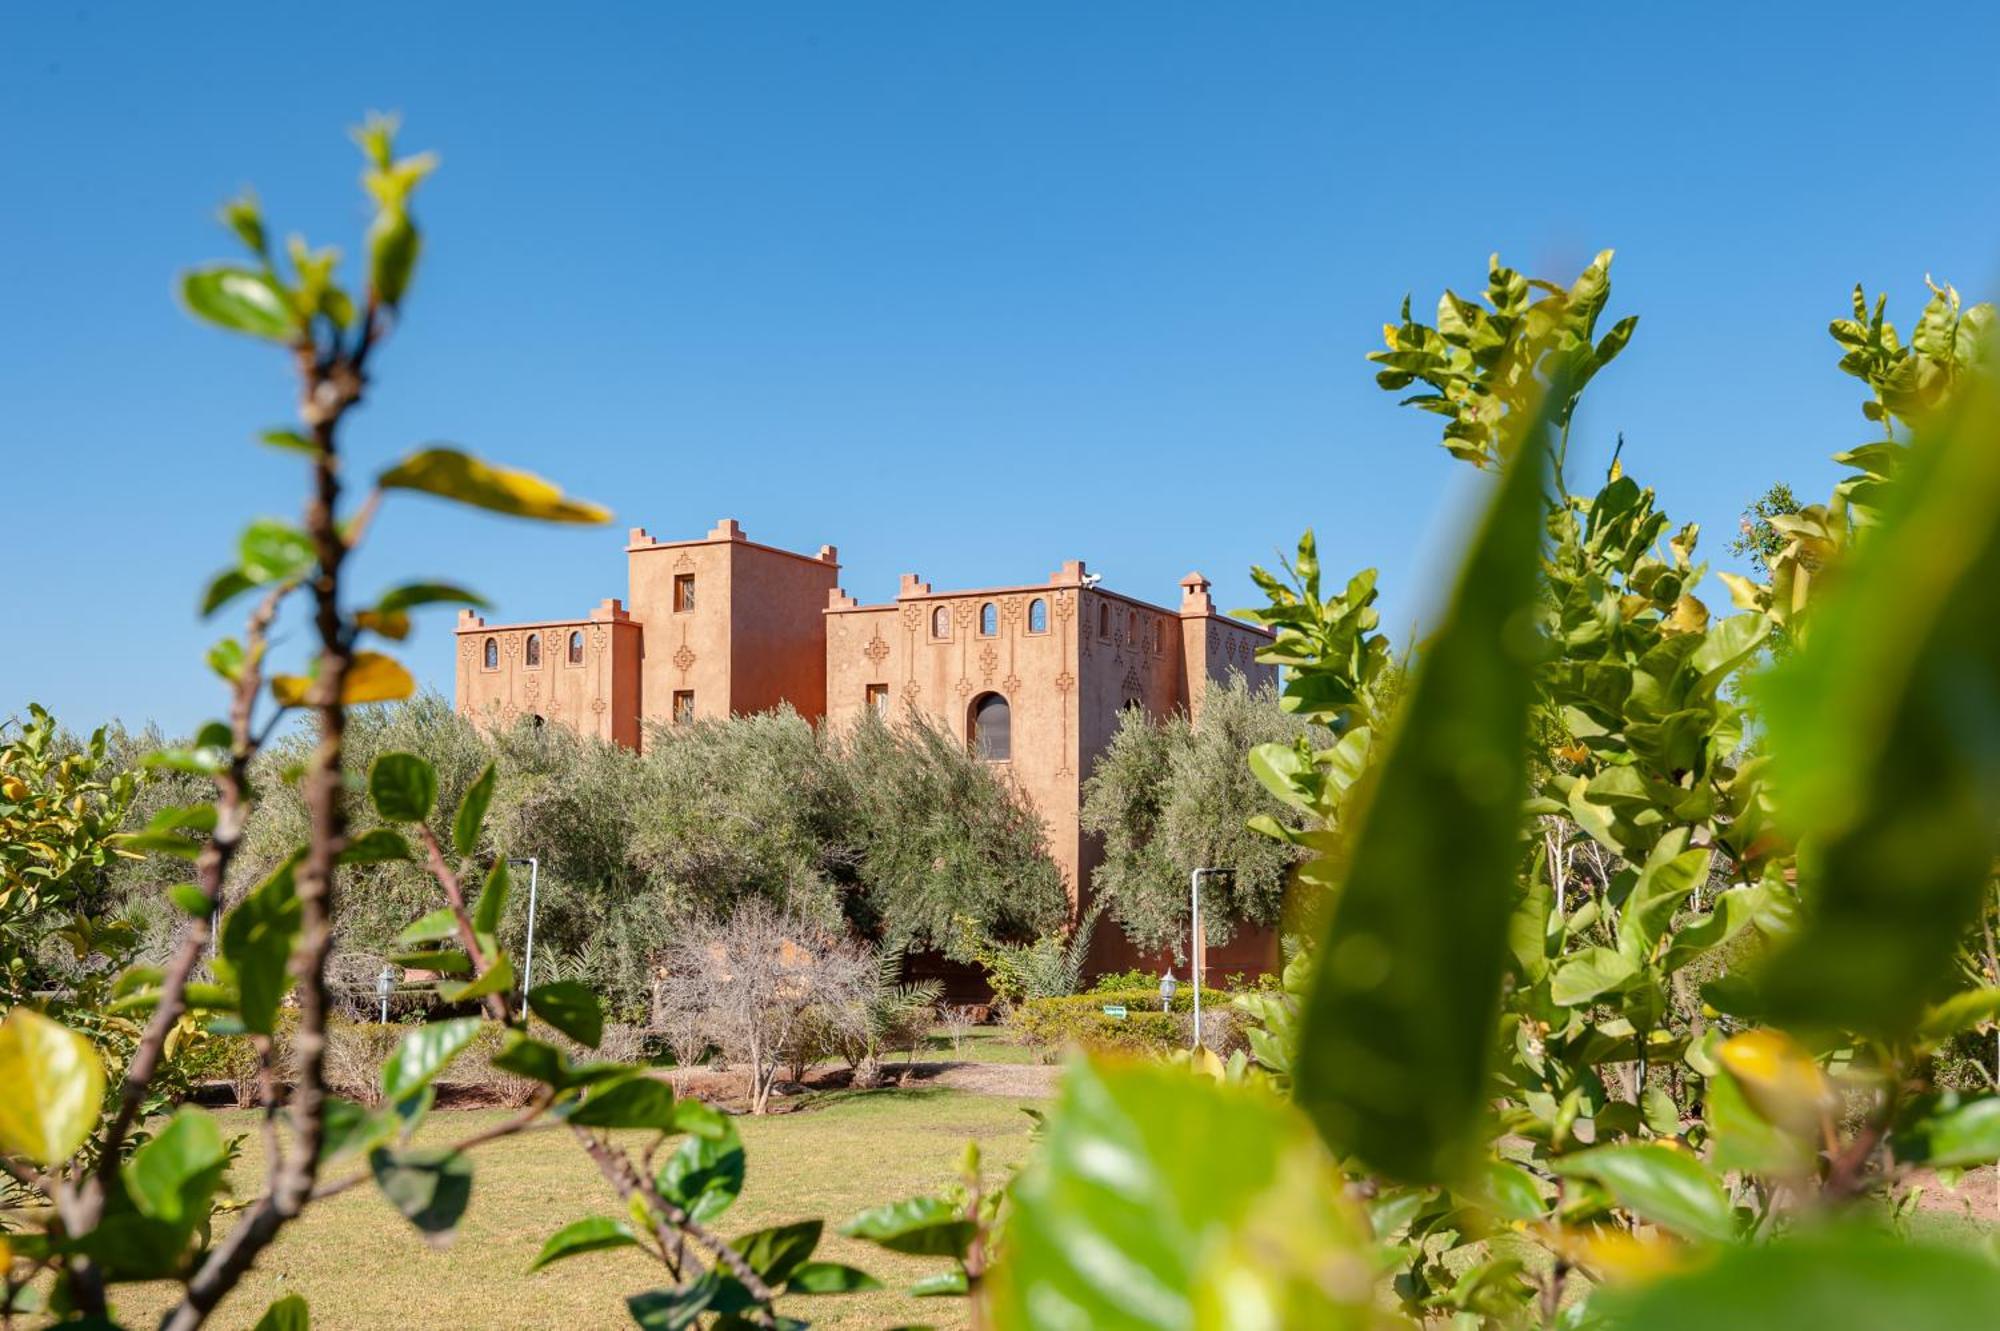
[6,3,2000,736]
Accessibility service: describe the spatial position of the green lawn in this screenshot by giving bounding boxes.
[917,1024,1042,1065]
[110,1089,1045,1330]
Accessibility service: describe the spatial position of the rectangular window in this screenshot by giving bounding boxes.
[673,574,696,613]
[866,683,889,715]
[673,690,695,725]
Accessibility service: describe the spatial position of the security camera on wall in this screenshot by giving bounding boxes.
[1080,573,1103,588]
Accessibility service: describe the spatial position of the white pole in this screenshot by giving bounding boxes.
[518,856,541,996]
[1190,868,1202,1051]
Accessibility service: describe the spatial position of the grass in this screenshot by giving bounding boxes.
[917,1024,1042,1065]
[110,1088,1045,1330]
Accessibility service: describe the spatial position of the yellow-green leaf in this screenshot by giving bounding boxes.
[0,1008,106,1166]
[271,652,414,707]
[378,447,610,525]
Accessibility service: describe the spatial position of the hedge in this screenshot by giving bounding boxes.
[1011,987,1245,1059]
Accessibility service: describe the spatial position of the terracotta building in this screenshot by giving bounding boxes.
[455,518,1278,972]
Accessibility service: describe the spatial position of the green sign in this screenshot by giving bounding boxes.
[1101,1005,1128,1020]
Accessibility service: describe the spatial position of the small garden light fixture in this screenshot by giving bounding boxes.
[376,963,395,1024]
[1158,969,1178,1011]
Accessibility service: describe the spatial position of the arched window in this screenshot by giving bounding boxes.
[567,630,584,665]
[970,692,1011,761]
[524,633,541,667]
[1027,598,1048,634]
[482,637,498,670]
[979,602,998,636]
[1127,610,1138,643]
[932,606,951,639]
[1098,603,1110,639]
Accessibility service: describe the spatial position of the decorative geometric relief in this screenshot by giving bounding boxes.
[524,677,541,701]
[954,677,974,699]
[1001,673,1021,693]
[864,634,890,664]
[592,626,609,649]
[1000,596,1023,624]
[900,679,923,704]
[1122,667,1141,692]
[503,637,520,659]
[900,604,924,633]
[674,552,695,571]
[673,645,697,671]
[458,639,475,660]
[1054,671,1076,694]
[590,697,607,714]
[1053,590,1075,621]
[953,600,976,627]
[978,644,999,680]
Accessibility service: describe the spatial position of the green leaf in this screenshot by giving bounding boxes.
[369,752,438,823]
[731,1220,822,1286]
[168,883,212,917]
[388,948,471,974]
[657,1112,745,1224]
[1549,1143,1735,1241]
[181,266,300,341]
[567,1074,676,1130]
[368,209,420,307]
[437,953,513,1004]
[1294,414,1548,1184]
[1757,388,2000,1036]
[201,568,257,618]
[239,518,315,585]
[259,429,320,457]
[0,1008,106,1165]
[1918,986,2000,1041]
[786,1261,882,1295]
[1706,1070,1815,1177]
[528,1215,640,1272]
[122,1106,227,1228]
[369,1147,472,1239]
[375,581,490,614]
[840,1195,973,1259]
[380,1017,483,1102]
[454,761,497,858]
[338,828,412,865]
[909,1269,970,1297]
[377,447,612,525]
[529,980,603,1048]
[206,637,246,681]
[317,1097,396,1167]
[1892,1095,2000,1168]
[221,855,303,1035]
[989,1057,1377,1330]
[1592,1224,2000,1330]
[1550,946,1640,1006]
[250,1293,309,1331]
[626,1279,718,1331]
[397,908,461,947]
[472,858,509,937]
[1472,1160,1545,1222]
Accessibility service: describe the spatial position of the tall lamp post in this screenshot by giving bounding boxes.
[1188,867,1232,1050]
[508,856,541,997]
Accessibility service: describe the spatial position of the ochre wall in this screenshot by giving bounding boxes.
[454,600,640,745]
[626,520,837,736]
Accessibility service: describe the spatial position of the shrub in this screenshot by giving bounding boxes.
[1010,987,1244,1059]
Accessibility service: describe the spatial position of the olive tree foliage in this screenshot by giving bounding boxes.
[837,708,1069,954]
[1080,676,1328,953]
[0,120,895,1331]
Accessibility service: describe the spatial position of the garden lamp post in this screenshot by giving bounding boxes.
[509,856,541,997]
[1188,867,1232,1050]
[376,964,394,1024]
[1158,969,1178,1012]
